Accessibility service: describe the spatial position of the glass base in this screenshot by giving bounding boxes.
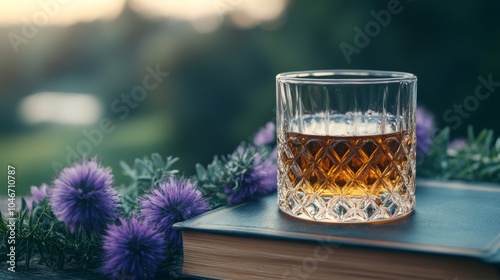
[278,191,415,224]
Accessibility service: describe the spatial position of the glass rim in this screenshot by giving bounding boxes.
[276,69,417,84]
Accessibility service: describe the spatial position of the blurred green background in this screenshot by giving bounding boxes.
[1,0,499,195]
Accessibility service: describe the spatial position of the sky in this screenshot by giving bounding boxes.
[0,0,126,26]
[0,0,288,32]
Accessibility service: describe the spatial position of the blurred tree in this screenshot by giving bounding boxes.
[1,0,499,193]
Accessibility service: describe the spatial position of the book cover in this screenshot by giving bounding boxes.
[174,180,500,279]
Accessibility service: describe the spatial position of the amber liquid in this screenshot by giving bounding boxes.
[282,130,413,198]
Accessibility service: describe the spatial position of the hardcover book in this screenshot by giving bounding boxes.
[173,180,500,280]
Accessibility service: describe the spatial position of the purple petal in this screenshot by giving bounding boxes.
[253,122,275,146]
[50,158,120,234]
[102,217,165,279]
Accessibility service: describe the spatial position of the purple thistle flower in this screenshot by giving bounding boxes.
[141,177,209,247]
[225,146,277,204]
[253,122,275,146]
[416,106,435,158]
[101,217,165,280]
[50,158,120,234]
[30,183,50,203]
[271,146,278,161]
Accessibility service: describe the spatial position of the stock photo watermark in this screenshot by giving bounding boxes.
[339,0,405,64]
[7,0,71,54]
[6,165,17,272]
[281,238,339,280]
[50,64,169,172]
[443,74,499,130]
[415,73,499,167]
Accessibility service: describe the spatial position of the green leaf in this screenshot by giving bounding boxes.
[135,158,154,174]
[151,153,165,169]
[21,197,27,211]
[137,176,153,184]
[120,160,136,178]
[163,156,179,171]
[195,163,207,180]
[419,125,500,184]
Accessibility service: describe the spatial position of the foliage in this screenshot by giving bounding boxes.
[119,154,179,216]
[0,122,276,277]
[0,199,102,271]
[196,142,276,207]
[2,120,500,278]
[418,126,500,183]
